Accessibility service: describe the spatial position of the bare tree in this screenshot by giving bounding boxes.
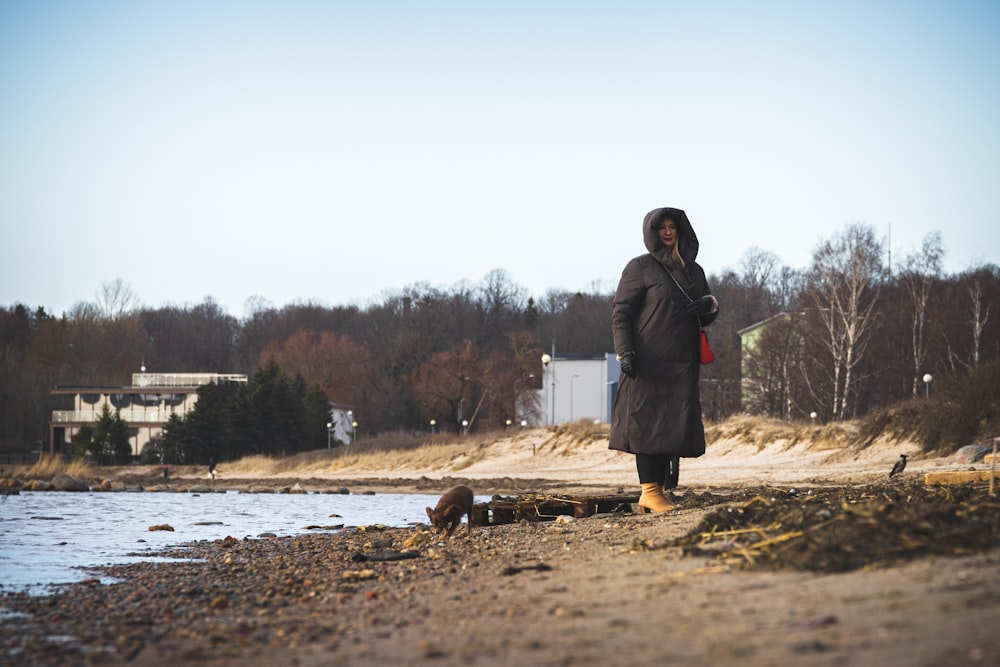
[962,267,996,369]
[805,223,885,419]
[738,247,782,312]
[477,268,528,347]
[900,231,943,395]
[741,313,802,418]
[95,278,141,322]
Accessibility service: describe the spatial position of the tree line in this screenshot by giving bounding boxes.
[1,222,997,458]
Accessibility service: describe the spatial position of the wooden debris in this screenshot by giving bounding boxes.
[924,470,996,485]
[471,493,638,527]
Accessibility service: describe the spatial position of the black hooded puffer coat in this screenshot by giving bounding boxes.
[609,207,718,457]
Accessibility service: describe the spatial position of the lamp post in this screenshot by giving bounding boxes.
[430,419,436,434]
[462,419,469,435]
[326,422,333,450]
[541,353,552,425]
[923,373,933,399]
[351,420,358,441]
[810,411,817,426]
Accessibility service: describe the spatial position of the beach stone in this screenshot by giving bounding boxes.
[289,483,307,494]
[953,445,991,464]
[148,524,175,532]
[51,474,89,492]
[25,479,53,491]
[403,530,437,549]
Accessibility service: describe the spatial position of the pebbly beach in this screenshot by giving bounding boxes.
[3,423,1000,666]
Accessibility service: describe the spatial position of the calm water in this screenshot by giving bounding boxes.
[0,490,466,596]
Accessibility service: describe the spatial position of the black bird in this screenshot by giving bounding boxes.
[889,454,908,478]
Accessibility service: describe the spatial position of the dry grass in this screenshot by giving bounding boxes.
[6,455,95,480]
[215,432,496,476]
[534,420,610,456]
[705,414,860,452]
[325,442,473,473]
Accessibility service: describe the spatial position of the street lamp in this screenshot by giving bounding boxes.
[462,419,469,435]
[541,353,553,425]
[810,411,817,425]
[430,419,437,434]
[505,418,512,428]
[326,422,333,450]
[923,373,933,399]
[351,420,358,441]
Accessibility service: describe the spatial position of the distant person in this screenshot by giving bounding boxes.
[209,458,217,481]
[610,207,719,512]
[162,465,169,480]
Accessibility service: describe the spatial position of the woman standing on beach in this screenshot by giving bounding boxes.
[610,207,718,513]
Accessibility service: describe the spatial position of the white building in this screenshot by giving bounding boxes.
[49,372,248,457]
[538,353,620,425]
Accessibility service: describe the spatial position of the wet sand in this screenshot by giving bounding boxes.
[2,477,998,667]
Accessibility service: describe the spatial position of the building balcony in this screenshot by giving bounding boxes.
[51,410,173,424]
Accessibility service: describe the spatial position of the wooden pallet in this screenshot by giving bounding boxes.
[471,493,638,527]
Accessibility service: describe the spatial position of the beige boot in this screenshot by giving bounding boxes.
[638,482,675,513]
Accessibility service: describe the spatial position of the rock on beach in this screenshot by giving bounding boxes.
[50,473,90,492]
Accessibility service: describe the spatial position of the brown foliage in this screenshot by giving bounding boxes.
[261,329,377,409]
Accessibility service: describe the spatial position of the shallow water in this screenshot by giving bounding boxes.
[0,490,469,595]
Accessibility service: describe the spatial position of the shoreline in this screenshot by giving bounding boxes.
[2,477,998,666]
[4,427,999,666]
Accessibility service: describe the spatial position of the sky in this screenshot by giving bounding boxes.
[2,1,998,318]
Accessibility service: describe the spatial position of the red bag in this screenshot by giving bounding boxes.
[699,328,714,364]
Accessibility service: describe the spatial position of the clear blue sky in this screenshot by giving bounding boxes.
[2,1,998,317]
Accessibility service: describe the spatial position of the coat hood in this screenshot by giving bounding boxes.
[642,207,699,265]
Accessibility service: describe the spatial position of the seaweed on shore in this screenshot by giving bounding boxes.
[670,479,1000,573]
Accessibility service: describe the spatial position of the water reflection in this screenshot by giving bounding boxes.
[0,490,451,594]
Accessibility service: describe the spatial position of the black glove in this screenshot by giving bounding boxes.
[619,353,636,379]
[686,295,715,317]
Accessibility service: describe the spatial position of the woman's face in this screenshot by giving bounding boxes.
[657,219,677,249]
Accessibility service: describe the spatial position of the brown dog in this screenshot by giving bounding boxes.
[425,485,474,536]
